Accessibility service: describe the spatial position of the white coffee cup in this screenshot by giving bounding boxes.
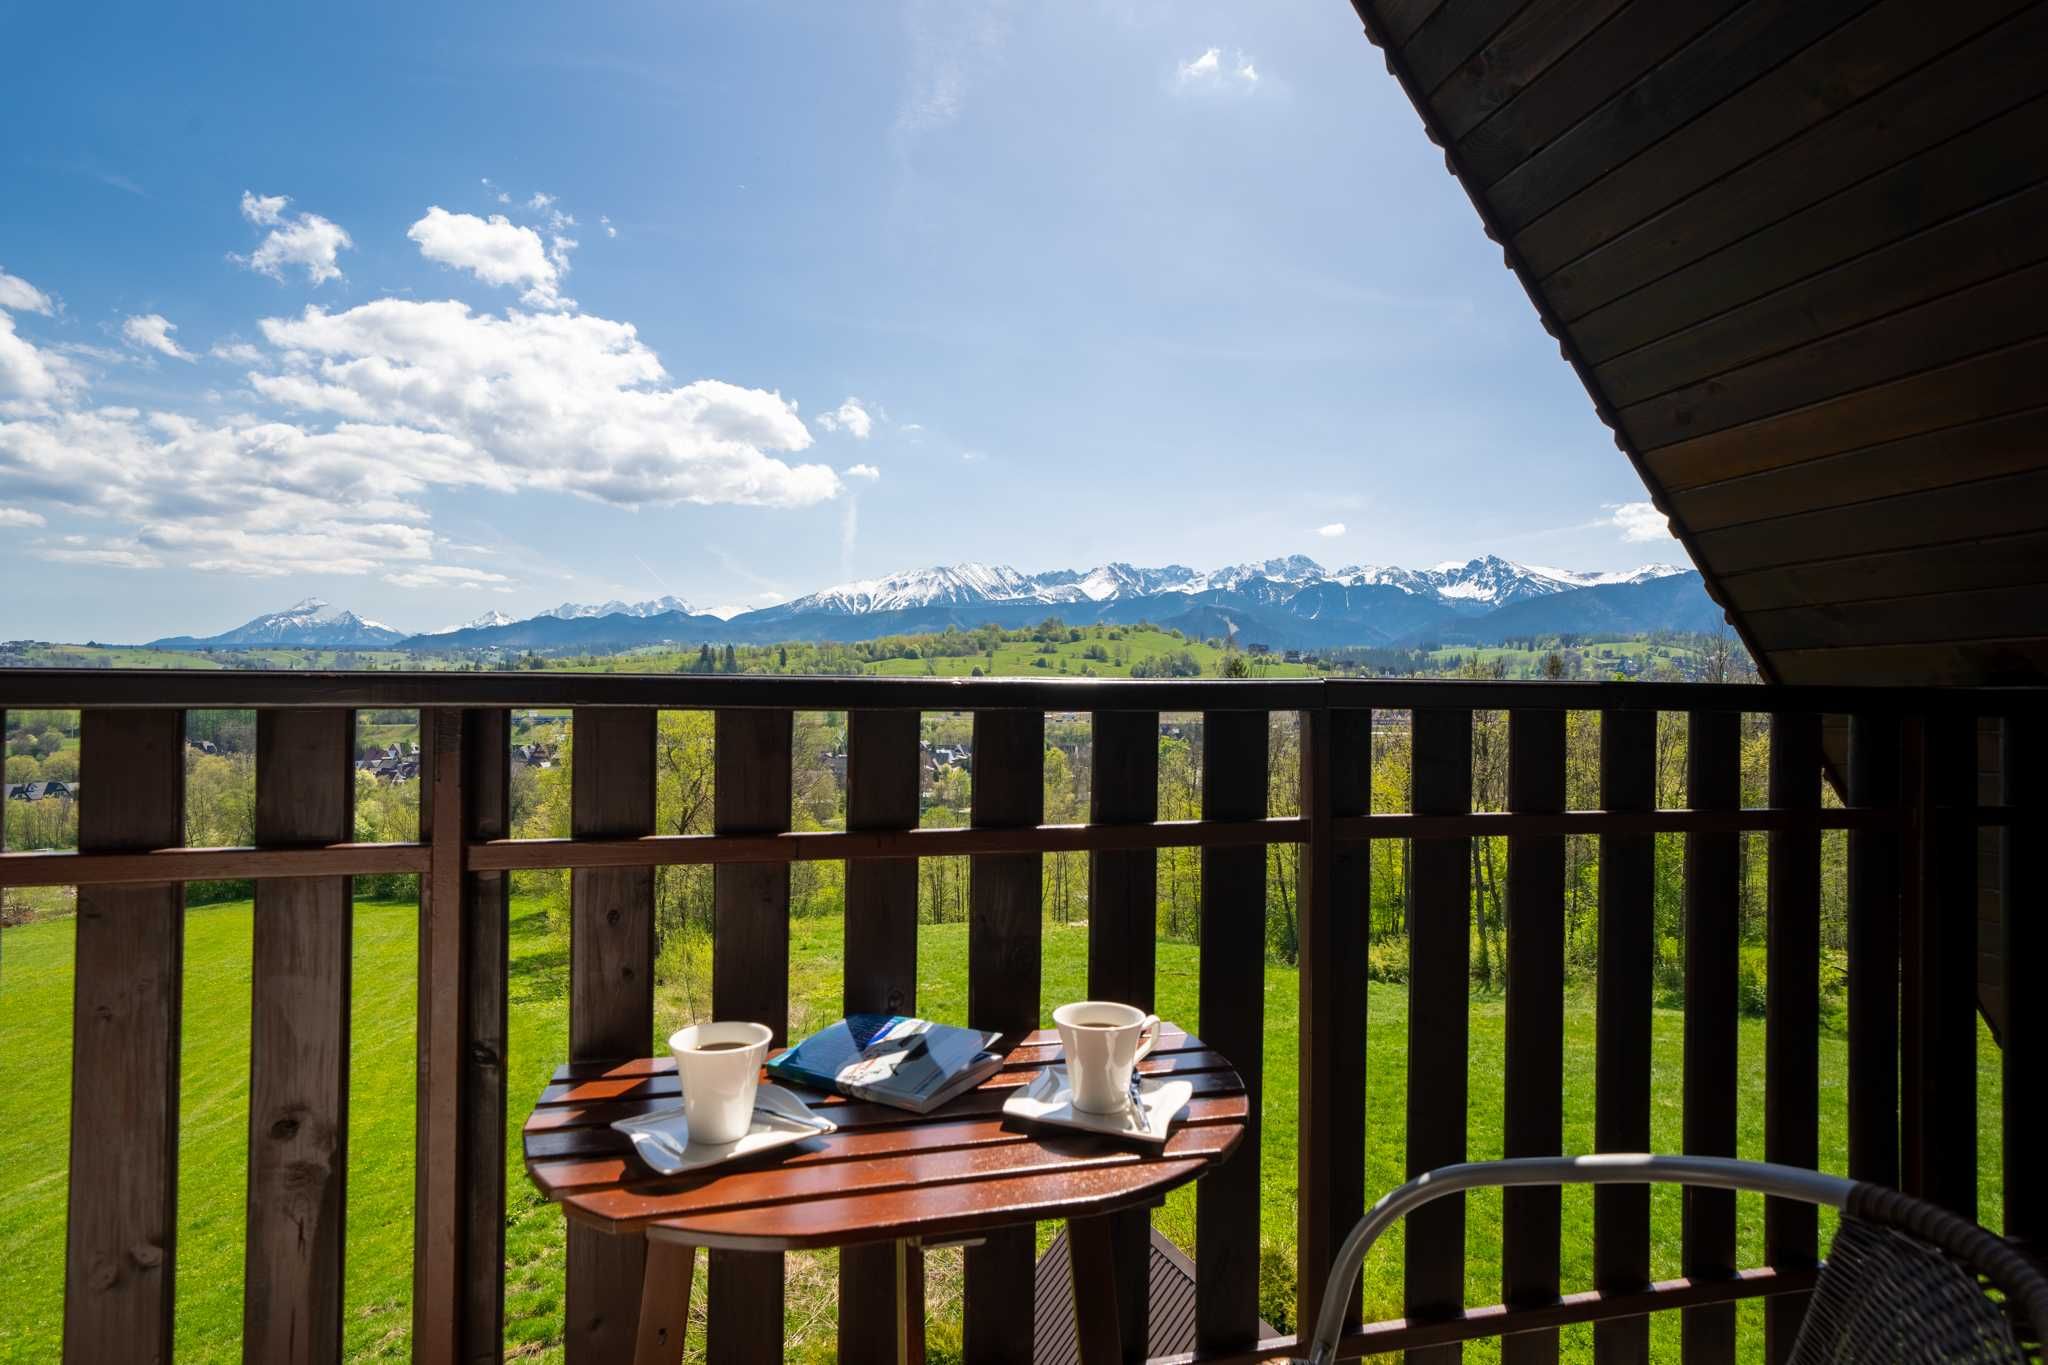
[669,1020,773,1146]
[1053,1001,1162,1113]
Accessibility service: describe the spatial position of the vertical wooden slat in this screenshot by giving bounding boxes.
[2002,709,2043,1252]
[1503,709,1565,1365]
[1197,709,1268,1353]
[1763,713,1821,1362]
[1896,718,1927,1201]
[566,707,656,1363]
[1089,708,1159,1361]
[416,708,511,1364]
[244,709,354,1365]
[1297,707,1371,1339]
[1905,712,1976,1217]
[1066,1216,1124,1365]
[63,709,185,1365]
[1594,708,1654,1365]
[1681,709,1739,1365]
[460,710,510,1361]
[963,708,1044,1365]
[958,712,1048,1358]
[839,708,924,1365]
[1405,706,1471,1365]
[709,708,793,1365]
[417,708,465,1365]
[1845,714,1900,1189]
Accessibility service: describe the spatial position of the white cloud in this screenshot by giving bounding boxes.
[407,206,574,311]
[480,177,511,205]
[959,449,984,462]
[0,270,55,316]
[384,564,513,589]
[1178,47,1261,90]
[844,463,880,480]
[1315,522,1346,538]
[232,192,352,285]
[756,590,784,603]
[527,192,556,211]
[0,312,81,402]
[210,341,265,365]
[1607,501,1673,543]
[44,541,162,569]
[239,191,288,226]
[0,505,45,527]
[121,314,195,362]
[601,215,617,238]
[816,396,874,438]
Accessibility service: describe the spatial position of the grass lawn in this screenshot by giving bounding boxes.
[1,898,2005,1363]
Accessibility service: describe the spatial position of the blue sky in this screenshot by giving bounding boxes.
[0,0,1676,640]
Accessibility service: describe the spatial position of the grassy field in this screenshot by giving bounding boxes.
[1,898,2005,1363]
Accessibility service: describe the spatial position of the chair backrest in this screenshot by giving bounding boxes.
[1793,1182,2048,1364]
[1298,1156,2048,1365]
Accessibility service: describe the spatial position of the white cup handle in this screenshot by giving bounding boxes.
[1133,1013,1161,1065]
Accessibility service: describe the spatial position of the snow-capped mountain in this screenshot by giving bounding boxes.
[149,598,406,649]
[542,595,697,620]
[422,609,518,636]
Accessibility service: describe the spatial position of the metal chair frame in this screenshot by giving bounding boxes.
[1300,1154,2048,1365]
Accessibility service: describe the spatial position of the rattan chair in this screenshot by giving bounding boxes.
[1298,1154,2048,1365]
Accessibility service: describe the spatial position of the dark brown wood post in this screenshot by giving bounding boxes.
[2002,708,2043,1254]
[415,708,511,1364]
[1594,707,1654,1365]
[963,707,1044,1365]
[63,709,185,1365]
[1682,709,1740,1365]
[710,708,793,1365]
[1764,712,1821,1363]
[1089,708,1159,1361]
[839,707,925,1365]
[244,708,355,1365]
[1503,708,1565,1365]
[1904,712,1976,1217]
[1296,705,1370,1340]
[1197,709,1268,1354]
[1406,706,1471,1365]
[1845,713,1901,1190]
[566,707,656,1363]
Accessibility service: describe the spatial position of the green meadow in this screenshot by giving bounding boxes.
[0,897,2003,1363]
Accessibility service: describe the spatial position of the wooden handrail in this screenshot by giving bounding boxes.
[2,668,2044,714]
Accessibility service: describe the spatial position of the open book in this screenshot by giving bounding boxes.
[766,1015,1005,1114]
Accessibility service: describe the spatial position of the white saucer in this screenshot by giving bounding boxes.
[612,1082,837,1175]
[1001,1066,1192,1145]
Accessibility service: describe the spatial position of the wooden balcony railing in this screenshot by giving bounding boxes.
[1,671,2040,1365]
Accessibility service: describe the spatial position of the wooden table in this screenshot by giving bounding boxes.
[523,1022,1247,1365]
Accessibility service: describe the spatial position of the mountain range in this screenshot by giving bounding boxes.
[143,555,1723,654]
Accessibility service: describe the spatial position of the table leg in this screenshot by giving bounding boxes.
[1066,1216,1123,1365]
[896,1238,927,1365]
[634,1237,696,1365]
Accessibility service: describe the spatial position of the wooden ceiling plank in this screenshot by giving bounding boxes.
[1744,584,2048,653]
[1769,639,2048,687]
[1571,94,2048,364]
[1673,406,2048,533]
[1514,0,2026,276]
[1406,0,1544,95]
[1718,531,2048,616]
[1644,338,2048,491]
[1370,0,1456,49]
[1692,470,2048,577]
[1433,0,1630,141]
[1597,181,2048,408]
[1486,0,1872,235]
[1539,5,2048,310]
[1619,259,2048,453]
[1455,0,1742,185]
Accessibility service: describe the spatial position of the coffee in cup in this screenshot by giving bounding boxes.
[1052,1001,1161,1113]
[669,1020,773,1144]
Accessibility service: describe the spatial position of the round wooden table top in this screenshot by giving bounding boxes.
[522,1022,1247,1252]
